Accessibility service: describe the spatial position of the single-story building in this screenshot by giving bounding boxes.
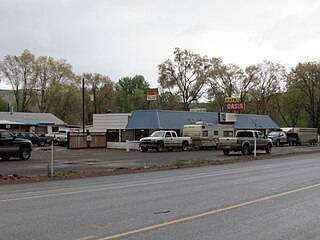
[90,110,280,144]
[125,110,280,140]
[0,111,67,135]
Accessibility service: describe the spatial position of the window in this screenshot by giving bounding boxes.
[203,131,209,137]
[165,132,172,137]
[213,131,218,136]
[223,131,233,137]
[122,129,134,142]
[172,132,177,138]
[0,131,13,139]
[237,131,253,137]
[107,129,119,142]
[257,131,264,138]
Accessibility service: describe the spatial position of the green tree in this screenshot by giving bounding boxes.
[158,48,211,111]
[0,49,36,111]
[82,73,116,114]
[34,57,75,113]
[273,88,307,127]
[0,95,8,111]
[116,75,149,112]
[158,91,183,110]
[46,82,82,124]
[287,62,320,128]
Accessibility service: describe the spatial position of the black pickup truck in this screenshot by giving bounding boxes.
[0,130,33,160]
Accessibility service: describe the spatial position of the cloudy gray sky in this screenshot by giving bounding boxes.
[1,0,320,88]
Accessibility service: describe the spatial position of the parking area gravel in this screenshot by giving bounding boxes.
[1,144,320,179]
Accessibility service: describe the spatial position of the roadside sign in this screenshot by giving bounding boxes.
[225,97,239,103]
[226,102,245,110]
[147,88,158,101]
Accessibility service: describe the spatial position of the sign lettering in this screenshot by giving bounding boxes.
[226,102,245,110]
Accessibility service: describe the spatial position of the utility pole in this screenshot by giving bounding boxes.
[82,78,85,134]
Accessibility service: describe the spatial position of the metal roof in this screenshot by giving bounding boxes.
[0,112,66,125]
[126,110,279,130]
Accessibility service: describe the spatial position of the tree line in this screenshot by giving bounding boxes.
[0,48,320,130]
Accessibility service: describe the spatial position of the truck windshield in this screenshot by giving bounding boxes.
[150,132,165,137]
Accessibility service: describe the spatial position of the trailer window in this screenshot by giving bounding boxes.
[223,131,233,137]
[214,131,218,136]
[203,131,208,137]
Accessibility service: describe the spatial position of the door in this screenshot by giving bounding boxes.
[164,132,174,147]
[256,131,265,149]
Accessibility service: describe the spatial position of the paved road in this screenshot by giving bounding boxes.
[1,152,320,239]
[1,144,320,176]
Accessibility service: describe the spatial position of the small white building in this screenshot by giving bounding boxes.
[89,113,133,144]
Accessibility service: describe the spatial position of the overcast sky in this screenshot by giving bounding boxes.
[1,0,320,88]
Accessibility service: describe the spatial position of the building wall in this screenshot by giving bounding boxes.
[90,113,131,132]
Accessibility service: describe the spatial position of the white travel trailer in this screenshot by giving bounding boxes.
[182,121,234,149]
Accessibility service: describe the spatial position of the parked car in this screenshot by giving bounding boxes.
[45,129,69,146]
[267,131,287,147]
[15,132,49,147]
[0,130,33,160]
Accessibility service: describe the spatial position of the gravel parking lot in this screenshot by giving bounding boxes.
[1,144,320,177]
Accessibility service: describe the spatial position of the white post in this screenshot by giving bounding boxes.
[126,140,130,152]
[254,135,257,157]
[51,141,54,177]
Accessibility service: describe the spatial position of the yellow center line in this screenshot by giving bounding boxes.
[95,182,320,240]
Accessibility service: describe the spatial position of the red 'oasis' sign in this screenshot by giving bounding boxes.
[226,102,245,110]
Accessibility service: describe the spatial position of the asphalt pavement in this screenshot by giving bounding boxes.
[1,152,320,239]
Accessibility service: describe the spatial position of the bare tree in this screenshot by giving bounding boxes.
[250,60,285,115]
[158,48,211,111]
[207,59,244,111]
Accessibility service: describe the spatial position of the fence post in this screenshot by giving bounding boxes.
[126,140,130,152]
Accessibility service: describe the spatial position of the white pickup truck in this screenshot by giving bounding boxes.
[219,130,272,155]
[139,130,192,152]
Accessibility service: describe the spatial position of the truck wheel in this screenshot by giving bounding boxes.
[156,142,164,152]
[19,147,31,160]
[242,144,249,155]
[38,141,45,147]
[223,149,230,155]
[181,142,188,151]
[141,147,148,152]
[266,143,272,154]
[1,154,11,161]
